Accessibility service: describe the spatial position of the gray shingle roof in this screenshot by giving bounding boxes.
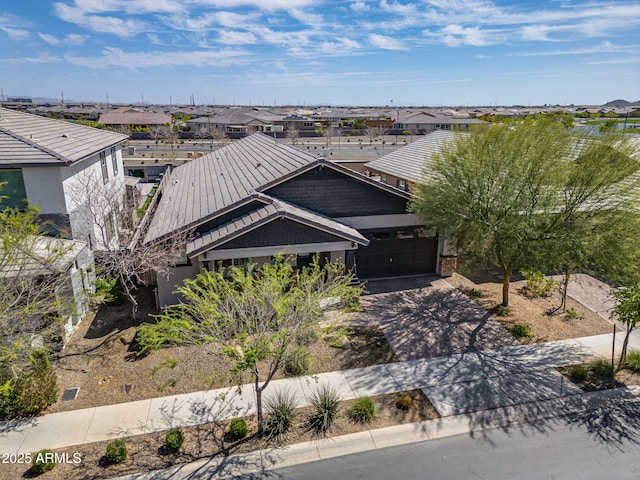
[98,108,171,126]
[0,107,128,166]
[145,133,319,243]
[187,196,368,256]
[365,130,458,184]
[1,236,87,277]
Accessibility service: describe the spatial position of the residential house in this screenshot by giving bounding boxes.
[397,112,486,133]
[98,107,171,130]
[186,112,266,138]
[144,132,446,306]
[0,106,128,249]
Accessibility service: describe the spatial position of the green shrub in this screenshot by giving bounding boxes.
[569,365,589,382]
[626,351,640,372]
[521,271,559,298]
[30,449,55,475]
[0,349,58,419]
[590,359,615,379]
[164,428,184,451]
[229,418,249,440]
[348,396,377,424]
[395,394,414,411]
[284,347,310,377]
[295,325,319,346]
[495,305,511,317]
[508,323,534,339]
[463,287,483,298]
[566,307,583,320]
[265,390,298,439]
[105,439,128,464]
[93,276,123,304]
[308,385,340,433]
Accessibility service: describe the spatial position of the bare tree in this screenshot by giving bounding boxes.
[66,171,191,318]
[212,129,228,147]
[150,125,179,157]
[286,125,300,145]
[323,126,335,148]
[364,126,380,146]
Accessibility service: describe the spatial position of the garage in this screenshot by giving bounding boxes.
[354,229,438,279]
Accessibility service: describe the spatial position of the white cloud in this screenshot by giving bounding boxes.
[1,26,30,40]
[438,24,502,46]
[147,33,163,45]
[320,37,361,54]
[54,2,148,37]
[65,46,252,68]
[5,53,63,64]
[216,30,257,44]
[288,8,324,26]
[38,32,88,45]
[379,0,417,14]
[351,0,370,11]
[368,33,406,50]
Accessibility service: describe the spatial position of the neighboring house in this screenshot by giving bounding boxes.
[98,108,171,130]
[186,112,266,136]
[144,132,447,306]
[397,113,485,133]
[0,107,128,249]
[1,236,95,344]
[365,130,457,193]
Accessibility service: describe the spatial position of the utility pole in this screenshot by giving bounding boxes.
[61,90,65,103]
[106,93,110,105]
[0,88,4,102]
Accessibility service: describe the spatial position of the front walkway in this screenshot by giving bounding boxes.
[1,332,637,456]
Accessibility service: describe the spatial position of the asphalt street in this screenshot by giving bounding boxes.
[264,405,640,480]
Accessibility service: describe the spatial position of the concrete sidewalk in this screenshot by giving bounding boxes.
[1,332,638,456]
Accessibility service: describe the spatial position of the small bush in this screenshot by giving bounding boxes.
[30,449,55,475]
[93,276,123,304]
[509,323,534,339]
[521,271,559,298]
[348,396,377,424]
[295,325,319,346]
[463,287,483,298]
[105,439,128,464]
[566,307,583,320]
[265,390,298,439]
[164,428,184,451]
[308,385,341,433]
[495,305,511,317]
[626,351,640,372]
[284,347,310,377]
[395,394,414,411]
[590,359,615,379]
[229,418,249,440]
[569,365,589,382]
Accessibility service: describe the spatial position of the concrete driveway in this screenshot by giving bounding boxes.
[357,276,518,361]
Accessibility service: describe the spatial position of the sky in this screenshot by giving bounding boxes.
[0,0,639,106]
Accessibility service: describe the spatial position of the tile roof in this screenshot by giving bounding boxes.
[365,130,458,184]
[144,133,319,243]
[0,107,128,166]
[98,108,171,126]
[187,196,368,256]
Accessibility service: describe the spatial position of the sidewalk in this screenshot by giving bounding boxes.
[2,332,638,456]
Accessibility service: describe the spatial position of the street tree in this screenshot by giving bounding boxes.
[286,125,300,145]
[612,283,640,371]
[410,120,573,306]
[136,257,362,433]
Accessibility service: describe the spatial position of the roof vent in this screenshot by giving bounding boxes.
[255,162,261,168]
[61,133,68,138]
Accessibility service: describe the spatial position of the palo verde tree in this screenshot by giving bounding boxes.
[136,256,363,434]
[544,134,640,311]
[410,119,573,306]
[612,283,640,371]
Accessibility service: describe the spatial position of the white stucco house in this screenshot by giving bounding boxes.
[0,107,129,249]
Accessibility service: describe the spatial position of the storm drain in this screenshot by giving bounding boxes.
[62,387,80,401]
[123,384,132,394]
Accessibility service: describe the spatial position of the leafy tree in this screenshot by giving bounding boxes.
[411,120,571,306]
[136,257,362,433]
[0,204,71,417]
[544,134,640,310]
[612,284,640,371]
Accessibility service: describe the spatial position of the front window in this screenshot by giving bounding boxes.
[100,151,108,184]
[0,169,27,209]
[110,147,118,176]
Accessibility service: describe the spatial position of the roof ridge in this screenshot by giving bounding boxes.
[0,125,67,163]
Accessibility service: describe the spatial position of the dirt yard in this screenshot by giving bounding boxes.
[5,391,437,480]
[446,271,615,343]
[48,290,397,414]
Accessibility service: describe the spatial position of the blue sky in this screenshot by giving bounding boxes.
[1,0,639,106]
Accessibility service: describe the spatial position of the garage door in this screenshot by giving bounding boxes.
[354,232,438,278]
